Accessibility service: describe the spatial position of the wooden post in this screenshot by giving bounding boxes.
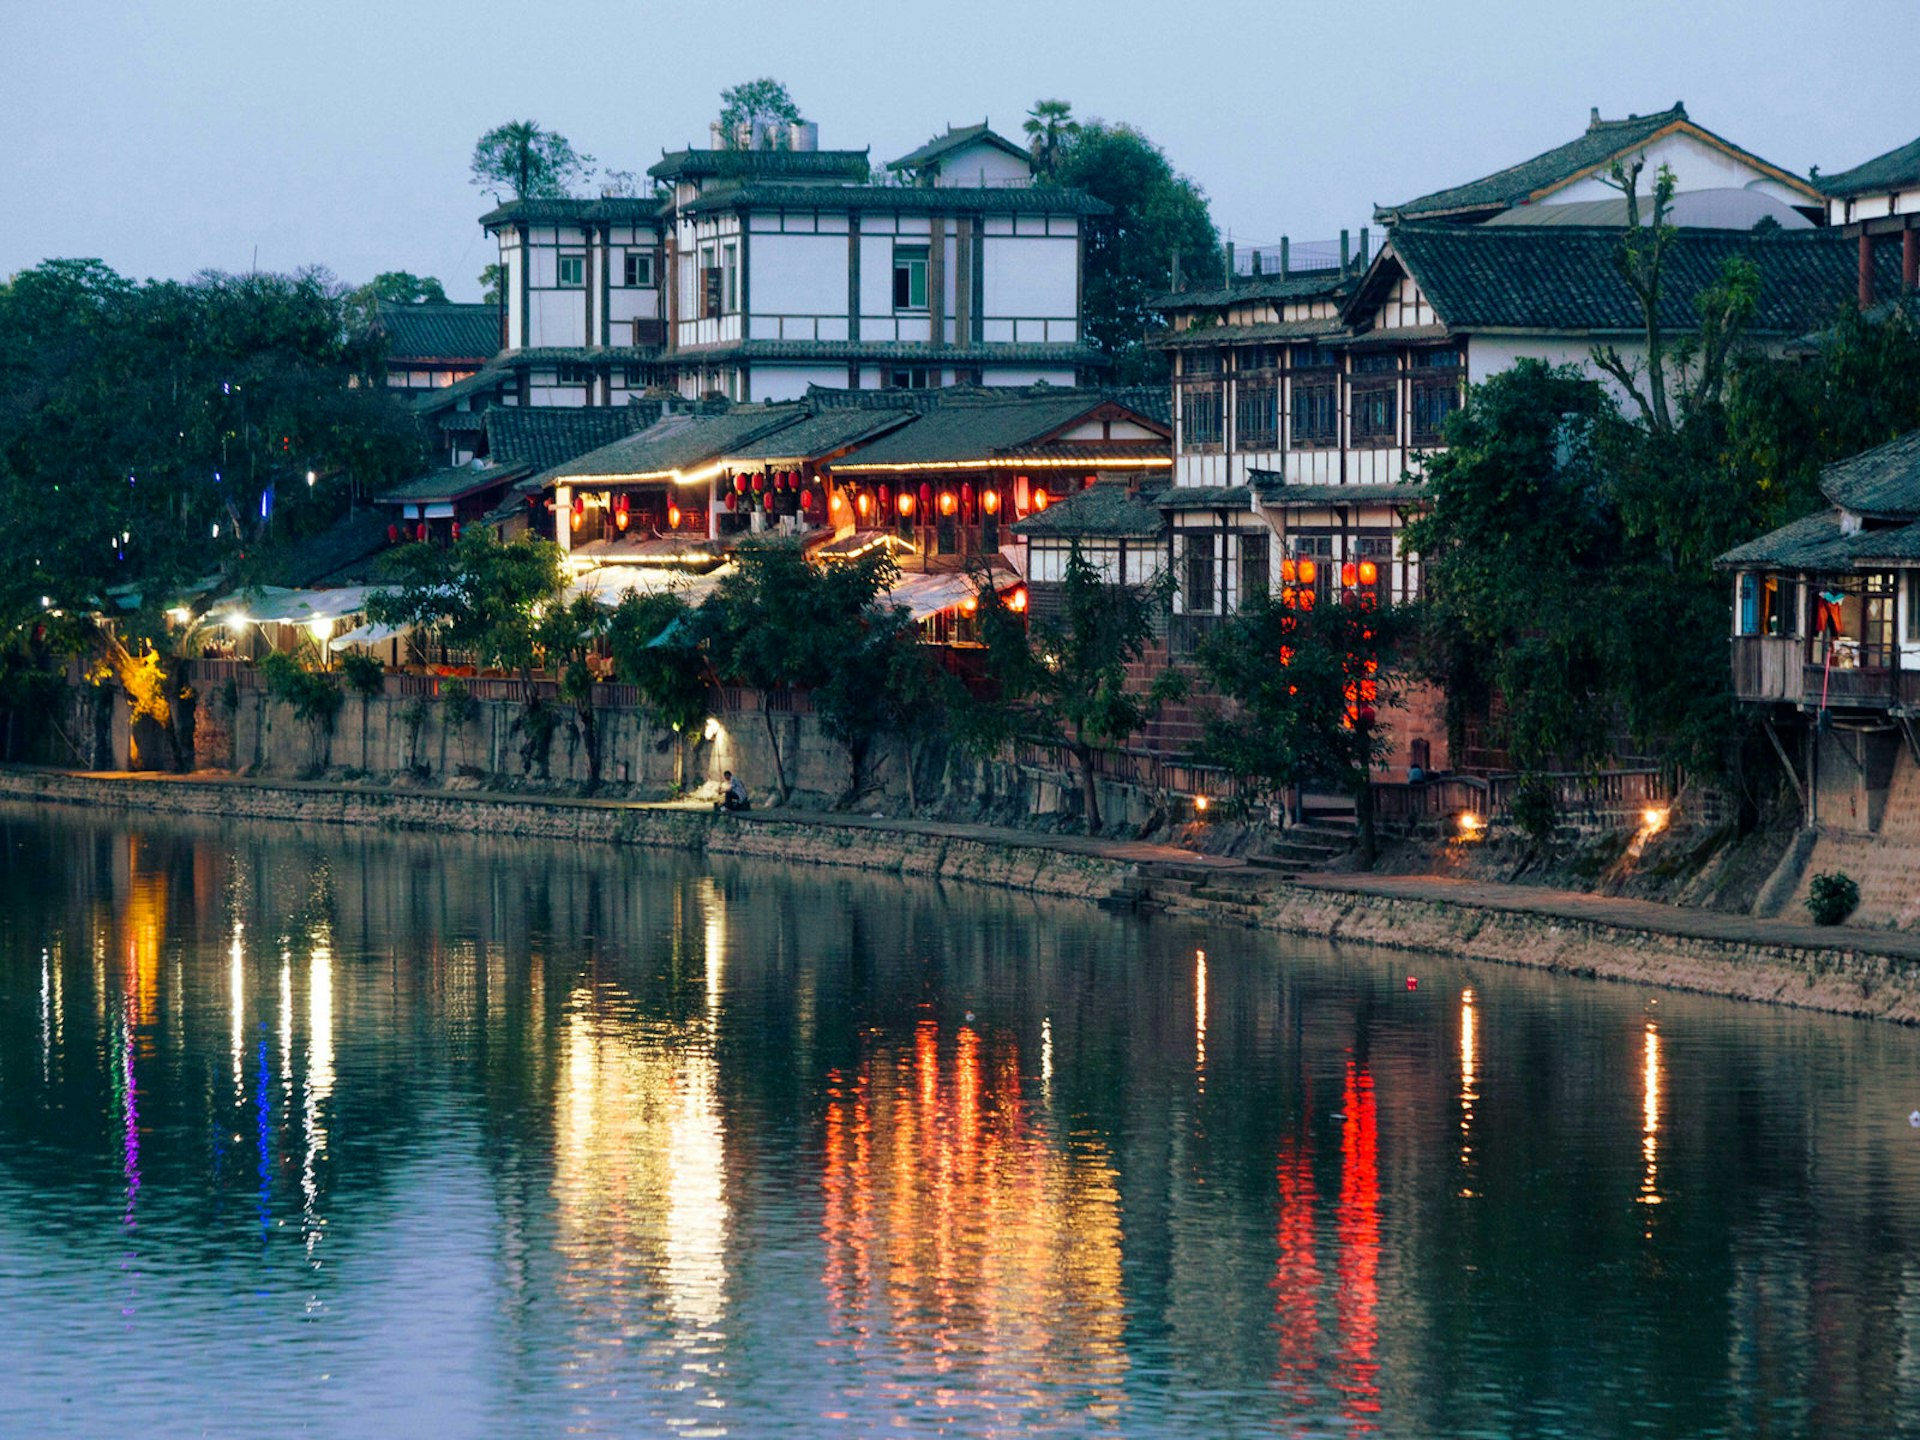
[1280,236,1290,278]
[1859,231,1876,309]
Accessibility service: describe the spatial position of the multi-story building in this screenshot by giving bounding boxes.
[1818,133,1920,305]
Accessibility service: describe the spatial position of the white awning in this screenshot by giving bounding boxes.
[327,621,409,652]
[214,585,375,625]
[564,563,737,609]
[883,571,981,621]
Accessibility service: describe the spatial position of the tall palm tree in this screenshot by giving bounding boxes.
[1023,100,1080,181]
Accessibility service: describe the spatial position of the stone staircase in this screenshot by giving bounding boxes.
[1248,818,1357,879]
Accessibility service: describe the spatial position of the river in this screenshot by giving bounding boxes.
[0,804,1916,1437]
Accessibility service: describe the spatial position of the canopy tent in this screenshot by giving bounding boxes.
[327,621,410,652]
[562,563,738,610]
[211,585,375,626]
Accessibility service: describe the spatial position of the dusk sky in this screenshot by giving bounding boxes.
[7,0,1916,300]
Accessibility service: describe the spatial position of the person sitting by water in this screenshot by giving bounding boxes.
[717,771,749,812]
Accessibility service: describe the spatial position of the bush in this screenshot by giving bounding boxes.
[1806,871,1860,927]
[1510,778,1559,847]
[440,677,478,730]
[258,652,343,733]
[339,650,386,698]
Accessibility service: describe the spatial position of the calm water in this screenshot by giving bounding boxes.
[1,808,1918,1438]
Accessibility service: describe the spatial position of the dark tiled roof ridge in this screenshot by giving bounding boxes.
[887,122,1029,172]
[680,182,1110,216]
[1819,135,1920,199]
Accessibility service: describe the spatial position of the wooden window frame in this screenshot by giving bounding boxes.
[892,244,929,312]
[557,253,586,289]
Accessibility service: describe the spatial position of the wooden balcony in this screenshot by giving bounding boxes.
[1803,662,1898,708]
[1731,637,1804,704]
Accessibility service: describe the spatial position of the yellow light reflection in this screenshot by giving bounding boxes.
[279,954,294,1105]
[1640,1022,1662,1219]
[1194,948,1208,1089]
[302,930,334,1267]
[1459,988,1477,1193]
[230,924,246,1104]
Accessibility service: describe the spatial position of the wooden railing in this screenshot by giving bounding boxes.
[1375,768,1670,827]
[1802,662,1897,707]
[1731,636,1803,704]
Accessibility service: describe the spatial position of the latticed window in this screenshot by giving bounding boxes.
[1352,387,1397,442]
[1239,532,1270,602]
[1291,385,1337,444]
[1183,534,1217,613]
[1182,385,1224,447]
[1236,383,1279,449]
[1411,381,1459,441]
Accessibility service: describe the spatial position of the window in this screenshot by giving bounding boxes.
[699,246,720,320]
[1412,346,1463,368]
[722,243,738,314]
[1353,351,1397,374]
[1352,388,1397,442]
[1411,381,1460,441]
[1291,385,1337,445]
[1184,349,1222,376]
[557,253,585,288]
[1738,574,1761,636]
[556,363,592,385]
[893,245,929,310]
[1181,384,1224,447]
[622,365,647,387]
[886,366,936,390]
[1239,532,1270,602]
[1183,534,1217,614]
[1236,383,1279,449]
[1290,343,1336,370]
[1908,573,1920,643]
[1766,575,1800,638]
[1356,534,1394,601]
[1240,346,1282,372]
[623,252,654,287]
[1291,535,1334,601]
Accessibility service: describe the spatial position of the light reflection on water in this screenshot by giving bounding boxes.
[0,805,1917,1437]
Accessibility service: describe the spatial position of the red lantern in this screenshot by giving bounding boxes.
[800,490,815,511]
[878,485,891,514]
[1032,487,1050,512]
[451,522,461,541]
[918,482,933,513]
[1297,558,1318,586]
[1007,586,1029,613]
[386,524,400,545]
[939,490,957,517]
[725,492,737,511]
[416,522,428,541]
[1358,558,1379,586]
[981,489,1000,516]
[897,491,916,518]
[1341,561,1357,587]
[1281,558,1298,584]
[733,474,747,495]
[961,482,975,514]
[856,492,872,520]
[752,471,765,493]
[668,503,682,529]
[615,509,630,531]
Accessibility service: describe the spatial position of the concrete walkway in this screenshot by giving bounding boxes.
[1293,872,1920,963]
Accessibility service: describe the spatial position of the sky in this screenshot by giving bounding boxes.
[5,0,1918,301]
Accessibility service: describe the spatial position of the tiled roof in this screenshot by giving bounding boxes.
[724,408,914,463]
[828,395,1141,469]
[255,512,393,589]
[1380,104,1816,221]
[411,363,513,414]
[1012,483,1167,538]
[1819,136,1920,199]
[1849,520,1920,562]
[1159,486,1256,511]
[648,148,872,182]
[1371,224,1890,336]
[1156,318,1350,349]
[679,183,1110,217]
[478,197,664,228]
[886,123,1029,173]
[375,463,532,505]
[376,302,501,364]
[1252,479,1428,507]
[1817,428,1920,518]
[1715,510,1862,571]
[485,406,658,472]
[548,406,809,483]
[1154,272,1355,310]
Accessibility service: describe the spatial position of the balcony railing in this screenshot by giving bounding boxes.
[1731,636,1803,704]
[1804,662,1897,707]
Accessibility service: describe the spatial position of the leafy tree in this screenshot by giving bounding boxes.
[1051,119,1222,382]
[811,600,966,809]
[607,590,713,792]
[356,271,447,306]
[1404,362,1623,783]
[478,263,505,307]
[978,546,1180,834]
[536,593,610,788]
[0,259,422,768]
[366,533,566,695]
[258,650,344,769]
[1198,587,1410,866]
[717,79,804,146]
[702,541,897,804]
[1022,99,1080,179]
[470,120,595,200]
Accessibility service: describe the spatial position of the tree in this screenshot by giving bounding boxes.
[717,79,804,147]
[470,120,594,201]
[536,593,611,788]
[1022,99,1080,179]
[702,542,897,804]
[1052,120,1222,382]
[1404,362,1624,792]
[366,533,566,694]
[0,259,422,768]
[978,547,1180,833]
[478,263,505,307]
[1198,587,1410,866]
[607,590,714,792]
[346,271,448,334]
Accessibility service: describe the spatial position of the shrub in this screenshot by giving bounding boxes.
[1510,778,1559,847]
[440,677,478,730]
[339,650,386,698]
[258,652,344,733]
[1806,871,1860,927]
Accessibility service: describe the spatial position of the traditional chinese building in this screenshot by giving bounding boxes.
[1818,133,1920,306]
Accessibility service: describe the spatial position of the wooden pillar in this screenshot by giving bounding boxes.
[1904,227,1918,292]
[555,485,572,558]
[1859,231,1876,309]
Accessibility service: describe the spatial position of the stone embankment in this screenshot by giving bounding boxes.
[6,766,1919,1025]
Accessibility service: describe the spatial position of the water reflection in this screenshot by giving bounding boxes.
[0,806,1918,1437]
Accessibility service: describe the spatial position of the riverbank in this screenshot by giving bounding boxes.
[6,766,1918,1024]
